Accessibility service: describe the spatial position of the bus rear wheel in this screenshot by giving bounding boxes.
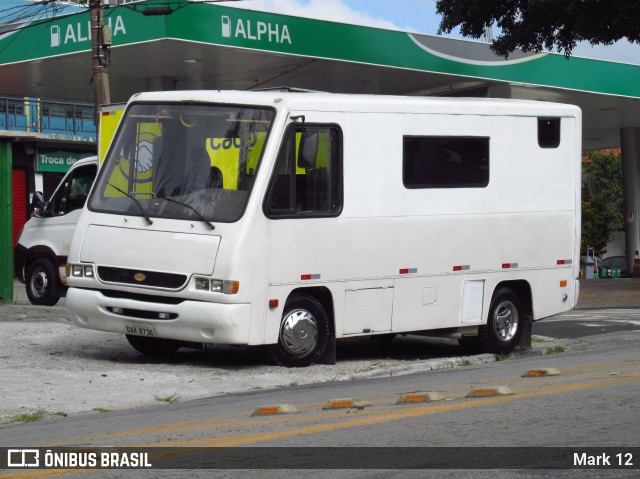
[268,293,330,367]
[478,287,523,355]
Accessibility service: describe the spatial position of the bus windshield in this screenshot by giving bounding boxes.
[89,102,275,223]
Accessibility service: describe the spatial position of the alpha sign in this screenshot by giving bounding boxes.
[221,15,292,44]
[50,15,126,47]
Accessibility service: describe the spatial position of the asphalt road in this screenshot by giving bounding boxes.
[2,308,640,479]
[533,308,640,338]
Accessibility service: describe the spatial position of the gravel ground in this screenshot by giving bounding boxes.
[0,303,512,422]
[1,284,565,423]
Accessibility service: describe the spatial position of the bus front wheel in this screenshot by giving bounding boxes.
[268,293,330,367]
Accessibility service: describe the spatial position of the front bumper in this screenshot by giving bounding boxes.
[67,287,251,345]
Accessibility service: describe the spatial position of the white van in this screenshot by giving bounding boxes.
[14,156,99,305]
[66,91,581,366]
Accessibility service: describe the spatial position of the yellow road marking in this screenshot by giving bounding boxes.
[3,373,640,478]
[44,369,640,447]
[149,374,640,448]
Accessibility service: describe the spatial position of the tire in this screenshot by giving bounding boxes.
[268,293,330,367]
[478,287,523,355]
[25,258,60,306]
[126,335,182,357]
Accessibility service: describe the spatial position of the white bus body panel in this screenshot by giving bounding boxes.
[66,91,581,349]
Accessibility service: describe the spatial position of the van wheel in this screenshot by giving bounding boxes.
[126,335,181,357]
[478,287,523,355]
[25,258,60,306]
[268,293,330,367]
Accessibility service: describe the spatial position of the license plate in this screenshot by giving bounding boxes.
[124,322,156,337]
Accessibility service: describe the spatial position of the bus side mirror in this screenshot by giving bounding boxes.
[298,131,318,169]
[30,191,45,217]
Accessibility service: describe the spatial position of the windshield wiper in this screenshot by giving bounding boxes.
[152,193,215,230]
[106,182,153,225]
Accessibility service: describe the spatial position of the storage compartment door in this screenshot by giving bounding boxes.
[343,285,393,335]
[461,280,485,324]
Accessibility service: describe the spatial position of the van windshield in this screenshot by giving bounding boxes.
[89,103,275,223]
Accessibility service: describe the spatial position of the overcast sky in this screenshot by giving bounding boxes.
[223,0,640,65]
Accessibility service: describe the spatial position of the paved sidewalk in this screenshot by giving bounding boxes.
[577,278,640,309]
[13,279,34,306]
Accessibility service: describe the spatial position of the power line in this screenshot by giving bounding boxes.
[0,0,249,50]
[0,1,73,28]
[0,0,245,30]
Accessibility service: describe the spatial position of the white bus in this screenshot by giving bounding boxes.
[66,90,581,366]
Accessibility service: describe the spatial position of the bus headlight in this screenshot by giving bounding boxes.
[212,280,239,295]
[195,277,239,295]
[71,264,94,277]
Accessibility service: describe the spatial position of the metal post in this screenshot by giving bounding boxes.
[0,141,13,303]
[90,0,110,136]
[621,128,640,276]
[37,98,42,134]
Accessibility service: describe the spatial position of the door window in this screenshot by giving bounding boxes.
[265,124,343,218]
[49,163,98,216]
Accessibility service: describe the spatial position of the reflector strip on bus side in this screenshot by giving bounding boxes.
[502,263,518,269]
[301,274,321,281]
[399,268,418,274]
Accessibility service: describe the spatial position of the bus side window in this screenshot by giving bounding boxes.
[265,124,343,218]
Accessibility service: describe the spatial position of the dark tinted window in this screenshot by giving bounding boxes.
[538,118,561,148]
[403,136,489,188]
[265,125,342,218]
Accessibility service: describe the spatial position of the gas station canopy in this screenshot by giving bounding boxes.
[1,0,640,150]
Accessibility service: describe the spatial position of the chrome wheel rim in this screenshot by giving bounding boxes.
[493,300,519,342]
[31,270,49,298]
[280,309,318,357]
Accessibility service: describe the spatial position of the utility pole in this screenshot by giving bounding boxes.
[89,0,111,136]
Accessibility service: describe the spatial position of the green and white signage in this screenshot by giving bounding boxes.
[1,0,640,99]
[37,149,94,173]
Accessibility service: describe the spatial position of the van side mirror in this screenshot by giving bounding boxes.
[298,131,318,169]
[30,192,45,217]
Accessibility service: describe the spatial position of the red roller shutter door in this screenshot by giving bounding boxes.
[12,169,27,248]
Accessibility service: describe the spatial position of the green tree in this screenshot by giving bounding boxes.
[435,0,640,58]
[582,149,623,256]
